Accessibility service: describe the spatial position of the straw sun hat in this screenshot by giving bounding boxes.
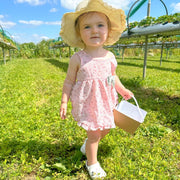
[60,0,126,48]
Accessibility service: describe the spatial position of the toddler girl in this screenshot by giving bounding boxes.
[60,0,133,179]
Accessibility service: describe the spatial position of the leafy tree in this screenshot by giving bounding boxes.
[34,40,53,58]
[16,42,36,58]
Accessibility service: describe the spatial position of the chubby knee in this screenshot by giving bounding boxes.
[87,130,101,143]
[101,129,110,138]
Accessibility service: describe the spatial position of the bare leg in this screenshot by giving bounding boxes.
[100,129,110,139]
[86,129,110,166]
[86,130,101,166]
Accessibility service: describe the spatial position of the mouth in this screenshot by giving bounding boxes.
[91,36,99,39]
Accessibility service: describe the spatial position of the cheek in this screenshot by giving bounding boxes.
[101,29,109,38]
[81,30,87,36]
[80,30,90,39]
[101,26,108,34]
[80,31,88,43]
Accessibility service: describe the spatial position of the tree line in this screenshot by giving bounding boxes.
[0,39,73,59]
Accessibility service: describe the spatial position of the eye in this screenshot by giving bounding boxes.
[98,23,104,27]
[84,25,90,29]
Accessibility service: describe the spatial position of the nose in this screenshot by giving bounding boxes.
[92,26,98,33]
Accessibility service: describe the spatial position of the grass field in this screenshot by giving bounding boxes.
[0,55,180,179]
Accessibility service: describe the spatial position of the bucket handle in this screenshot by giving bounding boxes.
[121,96,144,122]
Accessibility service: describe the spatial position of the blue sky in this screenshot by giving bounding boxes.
[0,0,180,44]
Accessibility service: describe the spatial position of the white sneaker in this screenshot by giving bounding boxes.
[80,138,87,155]
[86,161,107,179]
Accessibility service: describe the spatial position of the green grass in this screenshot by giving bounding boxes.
[0,56,179,179]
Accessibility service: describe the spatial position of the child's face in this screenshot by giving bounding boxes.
[79,12,109,48]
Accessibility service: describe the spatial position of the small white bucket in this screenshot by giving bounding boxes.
[114,96,147,135]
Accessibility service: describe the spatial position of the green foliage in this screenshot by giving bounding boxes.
[35,40,54,58]
[128,21,139,30]
[16,42,36,58]
[127,13,180,30]
[7,39,74,59]
[15,40,56,59]
[154,13,180,24]
[0,55,179,179]
[138,17,156,27]
[0,28,18,49]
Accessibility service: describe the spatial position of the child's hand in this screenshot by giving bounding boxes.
[60,102,67,120]
[121,89,134,100]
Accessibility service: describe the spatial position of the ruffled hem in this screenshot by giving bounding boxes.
[77,121,116,131]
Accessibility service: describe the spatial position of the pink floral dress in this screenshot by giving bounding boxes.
[70,50,118,131]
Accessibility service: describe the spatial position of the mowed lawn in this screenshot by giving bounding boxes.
[0,55,179,179]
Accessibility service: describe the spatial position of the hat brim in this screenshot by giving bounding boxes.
[60,0,126,48]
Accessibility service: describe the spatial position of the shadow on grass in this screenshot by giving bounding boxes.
[0,137,115,179]
[119,77,180,131]
[0,59,10,65]
[45,58,68,72]
[0,138,87,176]
[121,57,180,64]
[45,57,180,73]
[117,61,180,73]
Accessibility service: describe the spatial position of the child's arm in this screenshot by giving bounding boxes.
[60,54,80,119]
[114,74,133,100]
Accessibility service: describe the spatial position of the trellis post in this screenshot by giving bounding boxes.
[59,48,62,59]
[160,43,164,66]
[166,48,169,60]
[3,48,6,64]
[143,0,151,79]
[143,35,148,79]
[122,47,125,62]
[9,49,11,61]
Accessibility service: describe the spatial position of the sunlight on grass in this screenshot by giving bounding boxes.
[0,57,179,179]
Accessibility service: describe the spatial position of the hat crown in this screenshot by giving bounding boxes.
[76,0,89,11]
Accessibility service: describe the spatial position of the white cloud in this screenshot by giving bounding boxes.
[32,34,49,42]
[0,15,16,29]
[0,15,4,19]
[0,20,16,29]
[15,0,47,6]
[104,0,133,10]
[60,0,81,10]
[40,36,49,40]
[19,20,44,25]
[60,0,133,10]
[13,33,50,43]
[15,0,58,6]
[171,3,180,13]
[45,21,61,25]
[19,20,61,25]
[50,8,58,12]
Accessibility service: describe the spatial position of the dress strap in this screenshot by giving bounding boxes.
[76,50,91,67]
